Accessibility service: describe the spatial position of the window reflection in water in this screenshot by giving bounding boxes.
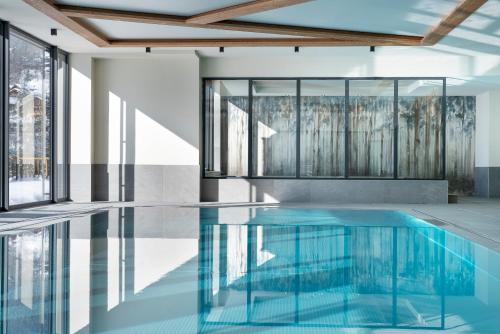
[199,218,483,331]
[0,207,498,334]
[6,227,51,333]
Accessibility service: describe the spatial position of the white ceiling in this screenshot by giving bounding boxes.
[87,19,297,40]
[56,0,250,17]
[0,0,499,94]
[0,0,499,55]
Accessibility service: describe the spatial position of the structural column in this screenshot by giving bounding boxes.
[475,90,500,197]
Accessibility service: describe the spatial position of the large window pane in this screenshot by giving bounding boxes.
[252,80,297,177]
[349,80,394,178]
[56,52,68,199]
[204,80,249,177]
[300,80,345,177]
[8,32,51,205]
[398,80,443,179]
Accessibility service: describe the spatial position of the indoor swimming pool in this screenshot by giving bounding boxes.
[1,207,499,333]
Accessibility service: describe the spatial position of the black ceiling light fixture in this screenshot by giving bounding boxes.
[50,28,57,36]
[219,46,225,53]
[370,46,376,52]
[146,47,151,53]
[294,46,300,53]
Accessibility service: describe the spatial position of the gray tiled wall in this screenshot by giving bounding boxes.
[475,167,500,198]
[70,164,93,202]
[201,179,449,204]
[91,164,200,202]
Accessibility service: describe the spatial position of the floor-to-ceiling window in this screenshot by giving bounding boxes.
[1,21,6,208]
[8,31,52,206]
[56,51,69,201]
[0,22,69,210]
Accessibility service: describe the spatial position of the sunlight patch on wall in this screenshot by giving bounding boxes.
[135,109,198,165]
[108,92,122,165]
[70,68,92,165]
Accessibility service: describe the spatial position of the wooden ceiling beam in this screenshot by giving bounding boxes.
[58,5,423,45]
[107,38,420,48]
[22,0,109,47]
[422,0,488,45]
[186,0,313,25]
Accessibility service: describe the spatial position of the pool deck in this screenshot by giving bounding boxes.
[1,197,499,251]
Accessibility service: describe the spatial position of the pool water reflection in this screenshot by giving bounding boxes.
[0,207,499,333]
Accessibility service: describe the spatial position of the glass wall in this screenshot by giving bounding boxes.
[398,80,444,179]
[204,80,249,177]
[252,80,297,177]
[300,80,345,177]
[0,23,69,210]
[348,80,394,178]
[8,32,51,205]
[203,78,445,180]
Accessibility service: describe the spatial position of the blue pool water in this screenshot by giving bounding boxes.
[1,207,499,333]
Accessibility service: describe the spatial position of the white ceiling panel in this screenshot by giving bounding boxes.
[239,0,460,36]
[86,19,295,39]
[56,0,251,16]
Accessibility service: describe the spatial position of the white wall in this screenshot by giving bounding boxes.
[476,90,500,167]
[201,53,498,77]
[93,55,199,166]
[201,51,500,96]
[69,53,201,202]
[70,54,93,202]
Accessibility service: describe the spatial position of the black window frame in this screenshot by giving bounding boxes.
[202,77,447,181]
[0,22,70,211]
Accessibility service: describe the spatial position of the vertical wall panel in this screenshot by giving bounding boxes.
[300,80,345,177]
[252,80,297,177]
[446,96,476,194]
[348,80,394,178]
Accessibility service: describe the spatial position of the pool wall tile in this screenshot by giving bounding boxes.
[202,179,448,204]
[475,167,500,198]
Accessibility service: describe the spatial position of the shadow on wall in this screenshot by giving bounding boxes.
[91,57,199,202]
[92,91,136,202]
